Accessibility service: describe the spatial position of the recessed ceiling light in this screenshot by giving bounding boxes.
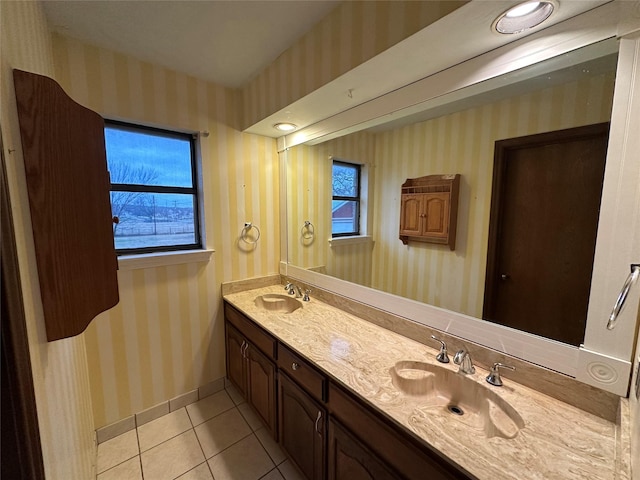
[274,123,297,132]
[494,1,556,34]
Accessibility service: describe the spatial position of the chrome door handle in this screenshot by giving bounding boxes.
[241,341,248,358]
[607,264,640,330]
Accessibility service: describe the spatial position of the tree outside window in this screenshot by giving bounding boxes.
[332,161,361,236]
[105,121,202,254]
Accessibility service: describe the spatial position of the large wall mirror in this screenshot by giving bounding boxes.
[283,14,640,396]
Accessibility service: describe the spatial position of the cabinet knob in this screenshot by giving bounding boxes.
[112,216,120,224]
[501,274,510,281]
[291,362,300,371]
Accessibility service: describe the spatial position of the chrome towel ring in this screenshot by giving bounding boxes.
[607,263,640,330]
[301,220,315,239]
[240,222,260,244]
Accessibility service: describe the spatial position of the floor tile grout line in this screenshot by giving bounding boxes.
[96,449,139,477]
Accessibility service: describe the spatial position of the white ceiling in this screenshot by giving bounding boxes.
[42,0,340,88]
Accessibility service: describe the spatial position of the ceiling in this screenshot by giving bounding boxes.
[42,0,614,137]
[42,0,340,88]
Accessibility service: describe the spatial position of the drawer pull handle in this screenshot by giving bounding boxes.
[315,411,322,435]
[292,362,300,371]
[241,341,248,358]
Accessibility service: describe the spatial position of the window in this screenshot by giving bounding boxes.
[104,120,201,254]
[332,160,361,236]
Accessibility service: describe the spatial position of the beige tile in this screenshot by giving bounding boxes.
[140,430,205,480]
[238,401,265,430]
[186,390,235,426]
[137,408,192,452]
[207,435,274,480]
[278,460,306,480]
[255,427,286,465]
[97,415,136,444]
[194,408,252,458]
[170,389,199,412]
[225,384,245,405]
[97,429,139,474]
[176,462,213,479]
[97,456,142,480]
[136,401,170,427]
[261,469,285,480]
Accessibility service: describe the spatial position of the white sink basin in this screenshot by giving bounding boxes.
[254,294,302,313]
[390,361,524,439]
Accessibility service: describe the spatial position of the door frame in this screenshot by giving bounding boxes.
[483,122,610,323]
[1,136,45,479]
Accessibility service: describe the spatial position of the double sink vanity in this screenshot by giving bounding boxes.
[223,281,629,480]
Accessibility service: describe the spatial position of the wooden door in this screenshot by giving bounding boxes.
[484,123,609,345]
[279,373,326,480]
[225,323,247,397]
[424,193,450,239]
[247,345,277,437]
[13,70,119,341]
[399,194,423,236]
[328,418,399,480]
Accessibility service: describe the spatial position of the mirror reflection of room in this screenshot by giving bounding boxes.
[287,43,617,346]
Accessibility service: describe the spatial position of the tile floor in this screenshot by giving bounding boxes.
[96,385,305,480]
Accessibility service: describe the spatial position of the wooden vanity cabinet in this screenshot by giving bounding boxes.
[328,418,399,480]
[224,303,277,437]
[328,383,472,480]
[279,372,326,480]
[399,174,460,250]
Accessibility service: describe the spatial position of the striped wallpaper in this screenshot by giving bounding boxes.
[288,68,616,318]
[53,34,281,428]
[241,0,467,129]
[1,2,96,478]
[286,131,375,286]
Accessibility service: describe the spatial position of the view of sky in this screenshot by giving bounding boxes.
[104,125,193,188]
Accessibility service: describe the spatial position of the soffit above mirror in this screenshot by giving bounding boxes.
[245,0,612,139]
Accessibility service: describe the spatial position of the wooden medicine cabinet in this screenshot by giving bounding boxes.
[399,174,460,250]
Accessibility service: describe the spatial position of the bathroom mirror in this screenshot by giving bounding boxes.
[282,28,640,395]
[287,38,618,341]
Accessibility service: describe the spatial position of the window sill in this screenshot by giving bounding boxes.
[117,249,214,271]
[329,235,373,247]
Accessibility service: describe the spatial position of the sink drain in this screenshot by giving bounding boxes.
[447,405,464,416]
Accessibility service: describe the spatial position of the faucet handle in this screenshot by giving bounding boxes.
[303,289,311,302]
[486,362,515,387]
[430,335,449,363]
[284,280,292,291]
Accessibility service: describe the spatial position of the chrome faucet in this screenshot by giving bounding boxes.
[486,362,515,387]
[453,349,475,374]
[287,284,307,300]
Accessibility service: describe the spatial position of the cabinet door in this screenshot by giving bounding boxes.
[423,192,451,239]
[399,194,423,236]
[279,373,326,480]
[225,323,247,397]
[328,418,399,480]
[247,345,277,437]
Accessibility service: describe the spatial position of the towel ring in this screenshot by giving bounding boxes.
[301,220,315,239]
[241,222,260,244]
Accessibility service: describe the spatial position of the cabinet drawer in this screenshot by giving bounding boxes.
[278,344,326,402]
[224,302,276,360]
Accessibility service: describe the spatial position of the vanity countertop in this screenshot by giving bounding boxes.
[224,285,628,480]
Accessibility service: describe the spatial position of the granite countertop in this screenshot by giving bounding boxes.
[224,285,627,480]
